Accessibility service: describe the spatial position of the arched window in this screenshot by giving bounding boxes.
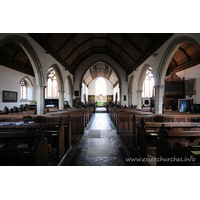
[142,68,155,98]
[20,80,27,99]
[95,77,106,96]
[47,68,59,98]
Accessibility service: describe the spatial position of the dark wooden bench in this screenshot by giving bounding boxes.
[108,106,200,133]
[0,105,94,135]
[136,117,200,158]
[0,125,48,166]
[0,116,71,165]
[157,124,200,166]
[43,116,71,163]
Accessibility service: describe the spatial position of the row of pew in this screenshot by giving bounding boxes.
[0,117,71,166]
[108,106,200,165]
[0,105,95,134]
[0,105,95,166]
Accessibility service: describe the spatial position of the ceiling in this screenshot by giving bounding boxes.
[82,61,119,87]
[2,33,200,79]
[28,33,173,75]
[0,42,34,76]
[167,42,200,76]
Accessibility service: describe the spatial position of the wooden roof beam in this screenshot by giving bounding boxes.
[11,47,22,59]
[64,36,135,62]
[70,46,130,71]
[119,33,143,54]
[45,34,54,41]
[57,33,78,53]
[143,33,154,42]
[179,47,191,62]
[172,58,178,67]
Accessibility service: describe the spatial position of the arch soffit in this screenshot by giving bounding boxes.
[156,35,200,86]
[137,64,153,91]
[128,75,134,93]
[0,35,44,86]
[66,75,73,94]
[49,64,64,92]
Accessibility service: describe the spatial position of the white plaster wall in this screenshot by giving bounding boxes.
[88,77,113,96]
[0,65,35,110]
[177,64,200,103]
[81,82,88,102]
[74,54,128,106]
[113,84,119,102]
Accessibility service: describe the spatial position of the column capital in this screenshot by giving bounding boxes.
[136,90,143,93]
[154,85,165,89]
[58,90,65,93]
[35,85,46,89]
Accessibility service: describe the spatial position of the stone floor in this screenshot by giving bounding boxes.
[61,111,140,166]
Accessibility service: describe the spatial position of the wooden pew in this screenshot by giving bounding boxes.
[43,116,71,163]
[0,116,71,164]
[135,118,200,163]
[0,105,94,136]
[157,124,200,166]
[0,125,48,166]
[108,106,200,134]
[46,106,94,134]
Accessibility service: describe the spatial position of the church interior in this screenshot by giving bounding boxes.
[1,33,200,167]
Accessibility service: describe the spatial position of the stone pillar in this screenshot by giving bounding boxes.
[59,90,65,110]
[36,85,45,114]
[154,85,164,114]
[136,90,143,109]
[68,92,72,107]
[128,93,132,106]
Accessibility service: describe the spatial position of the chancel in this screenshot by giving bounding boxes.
[1,33,200,166]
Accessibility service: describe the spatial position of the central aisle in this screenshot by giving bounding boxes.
[62,113,135,166]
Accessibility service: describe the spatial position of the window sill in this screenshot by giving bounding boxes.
[19,99,32,102]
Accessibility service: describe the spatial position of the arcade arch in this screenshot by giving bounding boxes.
[155,35,200,114]
[0,35,45,114]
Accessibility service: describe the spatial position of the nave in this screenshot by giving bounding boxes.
[61,108,138,166]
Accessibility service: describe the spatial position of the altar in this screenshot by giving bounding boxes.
[97,102,105,106]
[97,94,106,106]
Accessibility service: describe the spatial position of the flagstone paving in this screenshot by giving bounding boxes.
[61,112,138,166]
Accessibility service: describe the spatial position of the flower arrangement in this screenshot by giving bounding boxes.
[107,96,112,100]
[33,99,37,104]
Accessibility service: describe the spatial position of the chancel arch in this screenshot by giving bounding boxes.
[80,61,121,106]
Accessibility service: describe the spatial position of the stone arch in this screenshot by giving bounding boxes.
[79,60,122,104]
[66,75,73,106]
[136,64,153,109]
[0,35,44,86]
[0,35,45,114]
[128,75,134,106]
[49,64,64,110]
[155,35,200,114]
[156,35,200,86]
